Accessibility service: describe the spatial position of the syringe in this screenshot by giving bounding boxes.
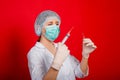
[62,27,74,44]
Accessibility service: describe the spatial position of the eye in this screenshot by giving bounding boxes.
[48,23,53,26]
[47,22,53,26]
[56,22,59,26]
[56,23,59,25]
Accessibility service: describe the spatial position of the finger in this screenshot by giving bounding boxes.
[86,42,94,46]
[92,45,97,48]
[58,42,61,46]
[57,42,64,49]
[63,44,67,48]
[83,38,92,44]
[68,50,70,53]
[65,46,68,49]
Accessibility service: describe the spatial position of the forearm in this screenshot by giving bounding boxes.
[80,57,88,75]
[43,67,59,80]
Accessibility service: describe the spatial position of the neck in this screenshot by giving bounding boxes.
[40,35,54,47]
[39,34,56,56]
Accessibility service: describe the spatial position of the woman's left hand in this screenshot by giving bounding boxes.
[82,38,97,58]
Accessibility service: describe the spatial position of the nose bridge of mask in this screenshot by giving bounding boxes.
[45,25,60,35]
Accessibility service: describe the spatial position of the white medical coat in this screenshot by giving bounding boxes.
[27,42,88,80]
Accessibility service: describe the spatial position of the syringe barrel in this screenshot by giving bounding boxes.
[62,34,70,44]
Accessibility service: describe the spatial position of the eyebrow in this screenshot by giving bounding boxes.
[55,21,59,24]
[48,21,59,24]
[48,21,53,24]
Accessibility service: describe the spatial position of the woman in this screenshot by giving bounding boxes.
[27,10,97,80]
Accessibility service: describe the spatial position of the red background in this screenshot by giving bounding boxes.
[0,0,120,80]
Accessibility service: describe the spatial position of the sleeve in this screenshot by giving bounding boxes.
[27,48,46,80]
[69,55,89,78]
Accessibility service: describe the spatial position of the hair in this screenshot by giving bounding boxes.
[34,10,61,36]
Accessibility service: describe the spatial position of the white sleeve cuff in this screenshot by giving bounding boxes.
[75,64,89,78]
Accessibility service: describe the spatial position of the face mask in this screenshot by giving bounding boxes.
[44,24,60,41]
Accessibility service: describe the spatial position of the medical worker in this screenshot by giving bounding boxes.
[27,10,97,80]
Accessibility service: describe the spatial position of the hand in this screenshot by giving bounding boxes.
[82,38,97,58]
[52,42,70,70]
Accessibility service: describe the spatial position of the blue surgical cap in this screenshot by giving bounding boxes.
[34,10,61,36]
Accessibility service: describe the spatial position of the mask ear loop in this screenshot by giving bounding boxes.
[35,25,41,36]
[36,26,42,42]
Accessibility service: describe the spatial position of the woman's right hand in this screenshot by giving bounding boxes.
[52,42,70,70]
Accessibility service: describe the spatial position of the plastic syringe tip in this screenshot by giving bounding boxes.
[68,27,74,34]
[82,33,85,39]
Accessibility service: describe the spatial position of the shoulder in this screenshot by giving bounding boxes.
[27,42,46,61]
